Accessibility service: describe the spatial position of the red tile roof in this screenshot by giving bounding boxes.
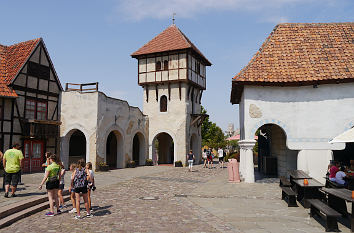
[233,23,354,85]
[131,24,211,66]
[0,38,40,97]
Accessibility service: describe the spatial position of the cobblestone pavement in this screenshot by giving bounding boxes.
[1,164,352,232]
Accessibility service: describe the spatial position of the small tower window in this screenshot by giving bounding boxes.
[197,63,201,75]
[163,60,169,70]
[156,61,162,71]
[160,95,167,112]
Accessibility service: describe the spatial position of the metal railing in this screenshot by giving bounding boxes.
[65,82,99,92]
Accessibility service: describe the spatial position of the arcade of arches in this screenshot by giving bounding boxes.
[153,132,174,164]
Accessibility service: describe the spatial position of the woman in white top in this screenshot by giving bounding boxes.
[86,162,95,211]
[335,166,347,186]
[202,149,207,168]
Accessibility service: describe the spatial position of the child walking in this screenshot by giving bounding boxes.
[68,163,77,214]
[86,162,95,211]
[71,159,92,219]
[58,162,66,209]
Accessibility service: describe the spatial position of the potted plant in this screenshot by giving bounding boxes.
[145,159,153,166]
[127,160,136,168]
[175,160,183,167]
[99,162,109,171]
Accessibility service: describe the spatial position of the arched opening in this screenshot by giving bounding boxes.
[106,130,123,169]
[255,124,298,178]
[69,130,86,164]
[152,132,174,164]
[163,60,168,70]
[190,134,200,163]
[160,95,167,112]
[156,61,162,71]
[132,132,146,166]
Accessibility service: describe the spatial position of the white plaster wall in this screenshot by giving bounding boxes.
[60,91,148,170]
[144,82,202,164]
[242,83,354,150]
[60,92,98,168]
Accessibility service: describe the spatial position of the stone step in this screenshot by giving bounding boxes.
[0,195,71,229]
[0,190,69,220]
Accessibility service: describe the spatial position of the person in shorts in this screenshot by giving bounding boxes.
[3,143,23,198]
[71,159,92,219]
[186,150,195,172]
[39,154,61,216]
[218,147,224,168]
[58,161,66,209]
[207,149,213,169]
[86,162,95,211]
[68,163,77,213]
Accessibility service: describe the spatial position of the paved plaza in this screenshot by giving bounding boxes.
[0,164,352,233]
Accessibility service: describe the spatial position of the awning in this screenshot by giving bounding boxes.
[329,127,354,143]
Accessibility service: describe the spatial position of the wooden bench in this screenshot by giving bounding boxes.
[281,187,297,207]
[325,178,345,189]
[307,199,341,232]
[279,176,292,187]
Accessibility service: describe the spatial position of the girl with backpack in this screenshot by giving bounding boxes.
[71,159,92,219]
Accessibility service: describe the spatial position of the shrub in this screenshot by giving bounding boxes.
[225,152,240,162]
[126,160,136,168]
[145,159,153,166]
[175,161,183,167]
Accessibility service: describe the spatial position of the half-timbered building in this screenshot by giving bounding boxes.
[0,38,62,172]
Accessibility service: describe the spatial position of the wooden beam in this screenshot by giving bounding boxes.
[12,85,59,97]
[9,99,15,147]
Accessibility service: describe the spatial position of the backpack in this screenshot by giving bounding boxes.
[206,150,211,156]
[74,168,88,189]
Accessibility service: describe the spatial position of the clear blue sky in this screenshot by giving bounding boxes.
[1,0,353,131]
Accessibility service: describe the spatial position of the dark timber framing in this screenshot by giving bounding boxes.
[1,40,62,173]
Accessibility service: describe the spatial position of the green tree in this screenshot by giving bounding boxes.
[201,106,227,148]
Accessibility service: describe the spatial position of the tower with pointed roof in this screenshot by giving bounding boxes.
[132,24,211,165]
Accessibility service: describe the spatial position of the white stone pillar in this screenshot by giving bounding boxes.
[239,140,256,183]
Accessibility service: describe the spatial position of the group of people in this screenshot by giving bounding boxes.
[328,161,354,186]
[39,153,96,219]
[0,142,97,219]
[201,147,225,169]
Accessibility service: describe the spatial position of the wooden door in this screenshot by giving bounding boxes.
[23,140,44,173]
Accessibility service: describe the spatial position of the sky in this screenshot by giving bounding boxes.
[1,0,353,131]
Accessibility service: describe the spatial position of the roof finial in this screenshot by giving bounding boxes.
[172,13,176,25]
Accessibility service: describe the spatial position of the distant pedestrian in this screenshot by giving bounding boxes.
[207,149,213,169]
[186,150,195,172]
[39,154,61,216]
[68,163,77,214]
[3,143,24,198]
[86,162,95,211]
[202,149,207,168]
[58,162,66,209]
[71,159,92,219]
[218,148,224,168]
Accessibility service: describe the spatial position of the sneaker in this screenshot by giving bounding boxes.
[4,192,8,198]
[59,205,63,209]
[74,215,81,220]
[86,213,93,218]
[45,212,54,217]
[57,210,62,215]
[69,208,77,213]
[63,205,68,208]
[10,193,16,198]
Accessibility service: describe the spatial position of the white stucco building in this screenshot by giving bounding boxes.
[131,24,211,165]
[231,23,354,183]
[60,24,211,170]
[60,84,148,171]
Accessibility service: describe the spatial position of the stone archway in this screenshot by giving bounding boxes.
[132,132,146,166]
[69,130,86,164]
[152,132,174,164]
[106,130,123,169]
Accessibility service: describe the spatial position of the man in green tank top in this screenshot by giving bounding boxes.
[3,143,24,198]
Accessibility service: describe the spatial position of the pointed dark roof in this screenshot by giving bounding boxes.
[131,24,211,66]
